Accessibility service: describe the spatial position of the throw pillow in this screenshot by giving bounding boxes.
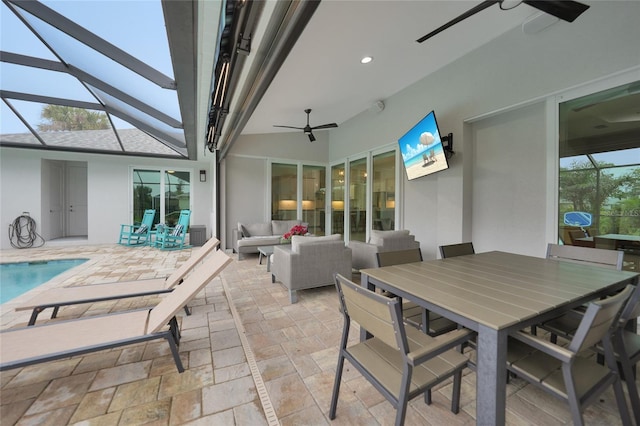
[237,222,250,237]
[135,224,148,234]
[171,224,184,236]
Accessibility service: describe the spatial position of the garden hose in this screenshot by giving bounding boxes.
[8,214,45,249]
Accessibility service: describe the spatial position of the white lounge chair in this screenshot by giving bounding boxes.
[16,238,219,325]
[0,249,232,373]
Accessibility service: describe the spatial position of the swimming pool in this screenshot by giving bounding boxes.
[0,259,88,304]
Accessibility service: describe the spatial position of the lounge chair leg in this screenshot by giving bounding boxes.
[29,308,44,326]
[51,306,59,319]
[183,305,192,316]
[166,334,184,373]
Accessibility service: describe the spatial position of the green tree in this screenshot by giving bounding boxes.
[559,160,629,212]
[133,185,153,222]
[38,105,110,131]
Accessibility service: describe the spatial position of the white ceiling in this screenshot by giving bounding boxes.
[241,0,546,136]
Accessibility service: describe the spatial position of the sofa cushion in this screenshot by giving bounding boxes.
[240,222,272,237]
[272,220,302,236]
[369,229,410,246]
[291,234,341,252]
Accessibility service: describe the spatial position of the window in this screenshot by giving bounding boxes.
[558,81,640,247]
[372,151,396,231]
[349,158,367,242]
[132,168,191,227]
[271,163,298,220]
[331,164,345,234]
[303,165,326,236]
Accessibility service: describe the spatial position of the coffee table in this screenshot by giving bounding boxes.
[257,246,275,272]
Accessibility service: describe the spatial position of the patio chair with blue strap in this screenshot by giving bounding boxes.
[155,210,191,250]
[118,209,155,246]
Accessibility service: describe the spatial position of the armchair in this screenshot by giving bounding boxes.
[271,234,352,303]
[155,210,191,250]
[349,230,419,270]
[118,209,155,246]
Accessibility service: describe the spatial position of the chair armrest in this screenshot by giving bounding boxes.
[511,330,574,363]
[408,328,473,365]
[349,241,382,270]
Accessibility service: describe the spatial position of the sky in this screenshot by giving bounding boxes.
[0,0,177,135]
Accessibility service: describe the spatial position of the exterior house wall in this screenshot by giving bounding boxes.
[0,147,214,249]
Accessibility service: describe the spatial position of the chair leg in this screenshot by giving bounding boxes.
[614,338,640,424]
[329,352,345,419]
[562,364,585,426]
[395,366,412,426]
[451,370,462,414]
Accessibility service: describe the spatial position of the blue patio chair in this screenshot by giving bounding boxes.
[155,210,191,250]
[118,209,155,246]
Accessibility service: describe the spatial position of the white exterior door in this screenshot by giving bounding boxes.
[48,162,64,240]
[66,163,88,236]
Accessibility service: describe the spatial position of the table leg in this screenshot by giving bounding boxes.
[476,324,507,426]
[266,254,272,272]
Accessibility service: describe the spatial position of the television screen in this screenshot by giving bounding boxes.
[397,110,449,180]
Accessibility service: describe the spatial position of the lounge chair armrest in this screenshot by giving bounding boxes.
[408,328,473,365]
[511,330,574,363]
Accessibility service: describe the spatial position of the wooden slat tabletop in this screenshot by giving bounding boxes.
[361,251,639,330]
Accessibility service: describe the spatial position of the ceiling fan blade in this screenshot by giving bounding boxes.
[417,0,499,43]
[308,132,316,142]
[311,123,338,130]
[523,0,589,23]
[273,125,304,130]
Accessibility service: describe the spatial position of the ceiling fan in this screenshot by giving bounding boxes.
[273,109,338,142]
[416,0,590,43]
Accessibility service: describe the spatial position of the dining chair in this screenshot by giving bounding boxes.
[376,248,458,337]
[540,283,640,424]
[439,242,475,259]
[533,243,624,335]
[546,243,624,270]
[507,285,634,426]
[329,273,472,426]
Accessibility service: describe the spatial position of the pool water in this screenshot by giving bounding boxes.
[0,259,88,304]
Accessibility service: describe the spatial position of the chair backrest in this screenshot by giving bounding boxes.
[568,229,588,244]
[147,249,232,333]
[617,282,640,326]
[546,243,623,270]
[334,273,404,352]
[569,284,634,353]
[141,209,156,228]
[376,248,422,267]
[164,237,220,289]
[439,242,475,259]
[177,210,191,230]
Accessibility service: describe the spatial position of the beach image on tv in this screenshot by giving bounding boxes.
[398,112,449,180]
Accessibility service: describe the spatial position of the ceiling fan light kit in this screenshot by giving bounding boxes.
[273,108,338,142]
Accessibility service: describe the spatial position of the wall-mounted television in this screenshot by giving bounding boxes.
[397,110,450,181]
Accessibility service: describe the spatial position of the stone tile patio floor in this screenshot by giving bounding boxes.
[0,244,637,425]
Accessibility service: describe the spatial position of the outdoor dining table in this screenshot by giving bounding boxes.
[360,250,639,426]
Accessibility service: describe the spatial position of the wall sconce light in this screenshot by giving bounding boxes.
[302,200,315,210]
[386,199,395,209]
[200,170,206,182]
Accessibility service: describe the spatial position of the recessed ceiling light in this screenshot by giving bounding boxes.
[360,56,373,64]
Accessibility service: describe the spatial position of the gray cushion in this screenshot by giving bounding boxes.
[244,222,272,237]
[291,234,341,252]
[272,220,302,236]
[369,229,410,246]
